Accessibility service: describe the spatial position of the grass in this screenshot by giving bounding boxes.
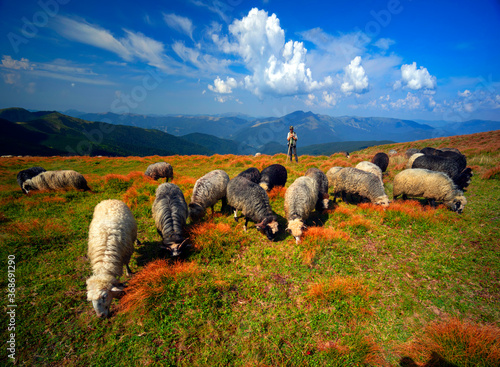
[0,130,499,366]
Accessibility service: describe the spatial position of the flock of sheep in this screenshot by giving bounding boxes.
[15,147,472,317]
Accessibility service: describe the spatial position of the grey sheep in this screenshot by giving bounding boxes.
[17,166,46,194]
[86,200,136,318]
[22,170,90,193]
[305,167,329,210]
[284,176,317,244]
[237,167,261,184]
[145,162,173,181]
[355,161,383,183]
[407,153,424,169]
[259,164,287,191]
[227,176,279,240]
[152,183,189,256]
[405,148,420,159]
[329,167,390,207]
[189,169,229,221]
[326,166,344,187]
[393,168,467,213]
[371,152,389,172]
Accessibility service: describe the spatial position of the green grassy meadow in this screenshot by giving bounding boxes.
[1,131,499,366]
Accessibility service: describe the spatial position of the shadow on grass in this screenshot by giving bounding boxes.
[400,352,459,367]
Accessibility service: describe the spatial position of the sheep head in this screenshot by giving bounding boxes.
[188,202,205,221]
[256,216,279,241]
[22,181,35,194]
[448,194,467,214]
[162,236,189,257]
[87,275,124,318]
[374,195,390,208]
[286,218,306,244]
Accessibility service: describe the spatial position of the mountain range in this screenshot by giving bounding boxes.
[1,107,498,157]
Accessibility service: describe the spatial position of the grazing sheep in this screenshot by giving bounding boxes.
[259,164,287,191]
[237,167,261,184]
[284,176,317,244]
[326,166,344,188]
[227,176,279,240]
[330,167,390,207]
[437,150,467,172]
[189,170,229,221]
[86,200,137,318]
[440,147,462,154]
[411,154,472,190]
[17,166,46,194]
[152,183,189,257]
[144,162,173,181]
[337,151,350,158]
[371,152,389,173]
[407,153,424,169]
[405,148,420,159]
[355,161,383,183]
[393,168,467,213]
[305,167,329,210]
[22,170,90,193]
[420,147,441,156]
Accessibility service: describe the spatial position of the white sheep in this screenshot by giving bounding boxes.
[355,161,383,183]
[284,176,317,244]
[406,153,424,169]
[189,169,229,221]
[326,166,344,188]
[329,167,390,207]
[22,170,90,193]
[393,168,467,213]
[86,200,137,318]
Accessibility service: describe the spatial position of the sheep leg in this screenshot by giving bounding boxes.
[125,263,133,277]
[221,196,228,212]
[244,218,249,232]
[428,198,437,208]
[210,205,215,217]
[233,209,239,222]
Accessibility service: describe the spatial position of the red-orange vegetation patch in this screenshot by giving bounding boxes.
[123,186,138,208]
[397,318,500,365]
[267,186,286,200]
[307,276,374,302]
[189,221,232,237]
[41,196,66,204]
[482,164,500,180]
[316,339,351,354]
[340,214,375,231]
[119,260,199,315]
[4,218,67,240]
[334,205,356,216]
[358,202,386,214]
[304,226,351,242]
[173,175,197,186]
[319,158,350,171]
[104,171,145,183]
[387,200,445,222]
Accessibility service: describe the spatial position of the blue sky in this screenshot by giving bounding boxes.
[1,0,499,122]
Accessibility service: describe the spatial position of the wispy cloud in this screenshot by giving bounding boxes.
[163,13,194,40]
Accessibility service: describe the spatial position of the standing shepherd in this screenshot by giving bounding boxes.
[287,126,299,163]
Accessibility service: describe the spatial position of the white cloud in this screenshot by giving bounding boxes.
[163,13,194,40]
[322,91,338,106]
[458,89,471,97]
[396,62,436,90]
[215,8,332,98]
[53,16,183,74]
[373,38,395,51]
[0,55,114,86]
[208,76,237,93]
[341,56,369,95]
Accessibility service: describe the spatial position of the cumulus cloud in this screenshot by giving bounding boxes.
[395,62,436,90]
[373,38,395,51]
[208,76,237,94]
[215,8,332,98]
[163,13,194,40]
[341,56,369,95]
[322,91,338,106]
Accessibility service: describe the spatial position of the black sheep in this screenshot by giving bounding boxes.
[17,166,46,194]
[411,155,472,190]
[259,164,287,191]
[371,152,389,173]
[237,167,261,184]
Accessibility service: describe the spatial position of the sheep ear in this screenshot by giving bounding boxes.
[110,285,125,297]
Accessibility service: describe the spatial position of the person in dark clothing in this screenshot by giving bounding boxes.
[287,126,298,163]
